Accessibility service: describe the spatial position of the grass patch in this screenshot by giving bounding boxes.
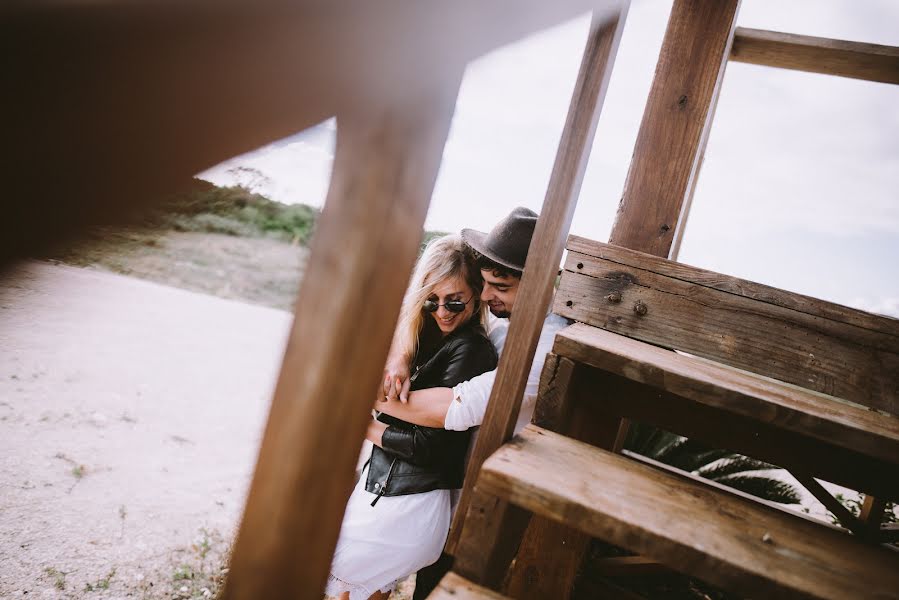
[84,568,116,592]
[44,567,66,590]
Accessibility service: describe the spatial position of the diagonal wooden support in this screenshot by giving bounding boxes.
[445,2,630,559]
[222,76,462,600]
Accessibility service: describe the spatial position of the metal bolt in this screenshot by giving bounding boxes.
[633,300,648,316]
[565,300,573,307]
[606,291,621,303]
[576,262,584,269]
[761,532,773,544]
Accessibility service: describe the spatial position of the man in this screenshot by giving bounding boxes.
[376,206,569,598]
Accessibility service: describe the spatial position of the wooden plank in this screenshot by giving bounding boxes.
[505,365,627,598]
[593,556,673,577]
[452,490,532,589]
[553,324,899,468]
[594,367,899,500]
[555,251,899,414]
[566,236,899,339]
[789,472,865,537]
[731,27,899,85]
[481,426,899,600]
[446,3,630,554]
[429,572,513,600]
[222,80,461,600]
[608,0,740,258]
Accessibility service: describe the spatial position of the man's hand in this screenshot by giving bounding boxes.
[382,352,411,402]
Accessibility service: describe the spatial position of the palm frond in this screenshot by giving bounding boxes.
[698,456,780,481]
[715,475,802,504]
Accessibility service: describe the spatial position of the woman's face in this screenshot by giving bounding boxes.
[426,275,476,336]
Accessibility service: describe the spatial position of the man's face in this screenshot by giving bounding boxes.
[480,269,520,318]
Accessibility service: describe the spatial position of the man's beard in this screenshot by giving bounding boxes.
[489,306,511,319]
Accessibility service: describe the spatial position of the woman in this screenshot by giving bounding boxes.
[325,234,497,600]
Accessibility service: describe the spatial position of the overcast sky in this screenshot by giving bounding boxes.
[200,0,899,316]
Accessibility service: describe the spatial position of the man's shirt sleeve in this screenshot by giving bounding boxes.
[444,368,496,431]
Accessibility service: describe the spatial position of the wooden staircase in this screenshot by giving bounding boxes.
[426,1,899,597]
[437,237,899,599]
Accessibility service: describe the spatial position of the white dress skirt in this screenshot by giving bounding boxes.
[325,465,453,599]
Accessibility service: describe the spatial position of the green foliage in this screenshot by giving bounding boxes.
[831,493,898,525]
[84,568,116,592]
[625,423,801,505]
[153,182,320,244]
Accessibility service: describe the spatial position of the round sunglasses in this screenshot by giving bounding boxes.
[422,296,473,313]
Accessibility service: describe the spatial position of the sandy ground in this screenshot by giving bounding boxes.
[0,261,293,599]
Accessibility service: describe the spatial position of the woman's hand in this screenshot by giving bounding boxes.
[382,351,411,403]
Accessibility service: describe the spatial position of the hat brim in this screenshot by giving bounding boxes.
[461,228,525,272]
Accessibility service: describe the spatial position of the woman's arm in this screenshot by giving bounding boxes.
[366,418,387,447]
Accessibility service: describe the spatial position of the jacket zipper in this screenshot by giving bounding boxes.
[370,457,397,507]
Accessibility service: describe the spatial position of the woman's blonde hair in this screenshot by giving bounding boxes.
[393,234,488,362]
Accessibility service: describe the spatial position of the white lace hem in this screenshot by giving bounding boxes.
[324,573,396,600]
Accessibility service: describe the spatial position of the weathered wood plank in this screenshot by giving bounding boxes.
[553,324,899,467]
[555,250,899,414]
[566,235,899,339]
[592,556,673,577]
[222,81,461,600]
[505,364,626,597]
[446,3,629,554]
[731,27,899,85]
[572,366,899,500]
[608,0,740,258]
[481,426,899,600]
[429,572,512,600]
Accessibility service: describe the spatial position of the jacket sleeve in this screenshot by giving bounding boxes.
[432,335,498,389]
[379,423,445,466]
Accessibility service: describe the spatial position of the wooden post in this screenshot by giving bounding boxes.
[446,3,630,558]
[221,76,461,599]
[609,0,741,259]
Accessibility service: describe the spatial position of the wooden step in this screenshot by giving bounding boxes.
[554,323,899,464]
[478,425,899,600]
[428,572,511,599]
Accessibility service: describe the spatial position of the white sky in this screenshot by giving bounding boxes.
[200,0,899,316]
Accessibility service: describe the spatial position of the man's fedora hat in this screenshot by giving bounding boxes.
[461,207,538,272]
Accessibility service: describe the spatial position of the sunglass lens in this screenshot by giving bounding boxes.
[445,301,466,313]
[422,300,439,312]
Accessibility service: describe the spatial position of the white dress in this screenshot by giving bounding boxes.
[325,465,452,599]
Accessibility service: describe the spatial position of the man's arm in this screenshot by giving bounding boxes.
[376,387,454,428]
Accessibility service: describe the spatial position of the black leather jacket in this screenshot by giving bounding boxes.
[365,321,497,504]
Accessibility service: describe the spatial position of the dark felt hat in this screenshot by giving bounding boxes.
[461,207,538,272]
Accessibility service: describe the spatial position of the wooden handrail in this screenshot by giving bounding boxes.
[447,0,630,555]
[731,27,899,85]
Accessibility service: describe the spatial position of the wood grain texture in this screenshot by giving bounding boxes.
[566,235,899,338]
[1,0,606,266]
[452,490,532,589]
[429,572,513,600]
[505,365,628,597]
[731,27,899,85]
[481,426,899,600]
[609,0,740,258]
[446,3,629,554]
[584,367,899,500]
[222,82,461,600]
[553,324,899,467]
[556,244,899,414]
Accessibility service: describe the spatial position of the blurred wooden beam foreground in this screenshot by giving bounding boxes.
[3,2,618,598]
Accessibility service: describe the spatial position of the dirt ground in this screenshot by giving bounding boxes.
[0,259,293,598]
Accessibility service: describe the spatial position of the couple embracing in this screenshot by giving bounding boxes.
[325,207,569,600]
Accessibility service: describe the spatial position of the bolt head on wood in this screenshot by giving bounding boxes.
[633,300,648,316]
[606,291,622,303]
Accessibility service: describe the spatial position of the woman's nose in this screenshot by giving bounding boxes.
[436,305,451,318]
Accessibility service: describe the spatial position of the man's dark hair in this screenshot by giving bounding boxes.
[468,248,522,280]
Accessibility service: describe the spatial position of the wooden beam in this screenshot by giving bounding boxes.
[609,0,740,258]
[556,240,899,415]
[221,78,461,599]
[789,472,865,537]
[430,572,513,600]
[592,556,673,577]
[505,365,630,598]
[480,425,899,600]
[731,27,899,85]
[446,3,630,554]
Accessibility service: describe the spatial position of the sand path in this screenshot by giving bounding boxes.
[1,261,292,598]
